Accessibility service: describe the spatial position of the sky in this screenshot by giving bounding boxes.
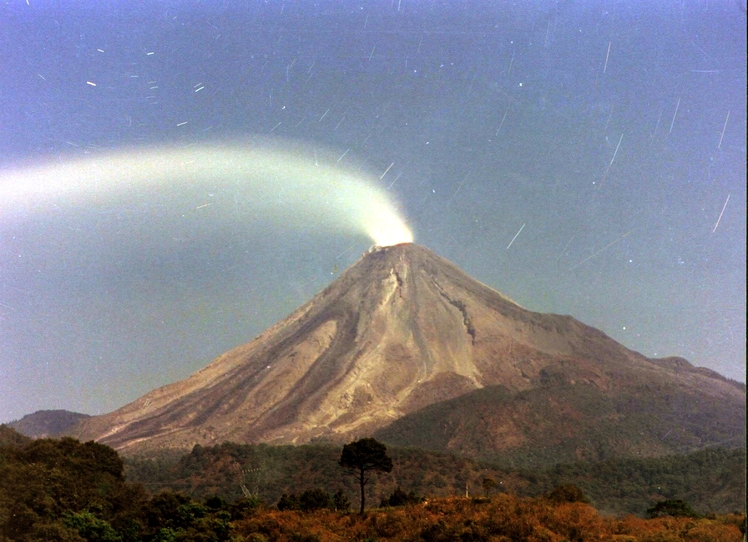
[0,0,745,423]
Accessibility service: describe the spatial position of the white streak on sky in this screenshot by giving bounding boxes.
[0,140,414,247]
[506,223,525,249]
[712,194,730,234]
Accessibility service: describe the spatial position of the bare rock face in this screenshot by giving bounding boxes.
[71,243,745,454]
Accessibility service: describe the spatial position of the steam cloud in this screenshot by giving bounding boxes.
[0,141,414,247]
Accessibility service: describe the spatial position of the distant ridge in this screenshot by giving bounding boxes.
[375,380,746,467]
[70,243,745,462]
[9,410,91,439]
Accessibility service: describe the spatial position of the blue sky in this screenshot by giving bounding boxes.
[1,0,745,421]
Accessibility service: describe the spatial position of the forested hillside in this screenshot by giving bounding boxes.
[1,425,745,541]
[124,441,745,517]
[373,381,746,468]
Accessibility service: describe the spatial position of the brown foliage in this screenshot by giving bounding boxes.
[232,494,745,541]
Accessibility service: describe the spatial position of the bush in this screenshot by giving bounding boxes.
[646,499,700,518]
[299,489,332,511]
[230,497,262,520]
[144,491,192,531]
[277,493,300,511]
[204,495,227,511]
[62,511,121,542]
[381,486,423,507]
[332,489,350,512]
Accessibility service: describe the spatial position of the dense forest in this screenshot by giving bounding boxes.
[0,425,744,541]
[124,440,745,517]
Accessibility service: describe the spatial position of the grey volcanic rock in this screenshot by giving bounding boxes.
[71,243,745,455]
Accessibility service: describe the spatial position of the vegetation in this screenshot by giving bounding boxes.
[339,438,393,514]
[647,499,701,519]
[545,484,590,505]
[276,489,337,512]
[0,432,147,540]
[231,496,746,541]
[125,441,745,517]
[373,381,746,468]
[380,486,423,508]
[0,425,745,541]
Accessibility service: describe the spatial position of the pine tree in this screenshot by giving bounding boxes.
[339,438,393,514]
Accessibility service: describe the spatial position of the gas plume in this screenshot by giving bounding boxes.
[0,140,414,247]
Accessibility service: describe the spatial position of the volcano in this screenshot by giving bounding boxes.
[72,243,745,459]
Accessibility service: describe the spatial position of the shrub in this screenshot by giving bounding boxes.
[62,511,121,542]
[204,495,227,510]
[230,496,262,520]
[332,489,350,512]
[646,499,700,518]
[276,493,300,511]
[381,486,423,507]
[299,489,332,511]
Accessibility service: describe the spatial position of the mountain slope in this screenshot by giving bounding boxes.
[374,378,745,467]
[8,410,91,439]
[70,243,745,456]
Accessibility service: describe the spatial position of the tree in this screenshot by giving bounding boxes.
[546,484,590,504]
[62,511,121,542]
[339,438,393,514]
[332,489,350,512]
[646,499,700,518]
[299,489,332,511]
[482,477,497,497]
[380,486,422,507]
[276,493,300,511]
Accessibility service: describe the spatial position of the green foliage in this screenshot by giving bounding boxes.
[0,435,146,541]
[0,435,245,541]
[340,438,394,475]
[340,438,394,514]
[373,382,746,469]
[0,429,743,540]
[204,494,227,511]
[124,442,745,518]
[380,486,423,507]
[62,510,122,542]
[229,496,262,520]
[277,493,300,511]
[546,484,590,504]
[522,446,746,516]
[299,489,332,511]
[144,491,193,531]
[276,489,333,512]
[332,489,350,512]
[646,499,700,518]
[481,476,497,497]
[26,521,87,541]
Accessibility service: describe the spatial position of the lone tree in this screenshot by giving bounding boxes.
[482,476,497,497]
[339,437,393,514]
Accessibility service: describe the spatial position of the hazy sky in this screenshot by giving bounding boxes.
[1,0,745,422]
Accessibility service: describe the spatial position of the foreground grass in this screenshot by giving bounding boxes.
[234,494,745,541]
